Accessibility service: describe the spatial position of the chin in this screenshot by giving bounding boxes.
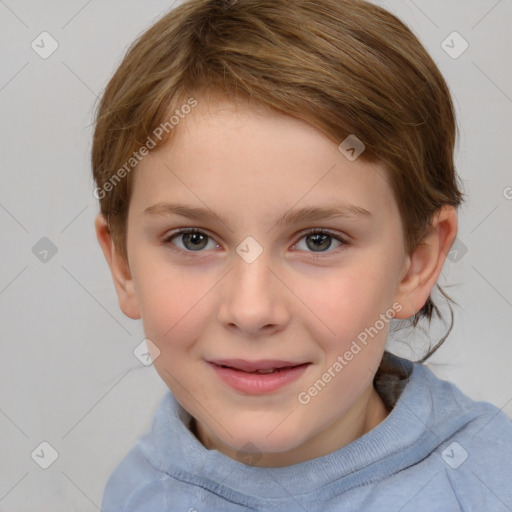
[226,422,309,456]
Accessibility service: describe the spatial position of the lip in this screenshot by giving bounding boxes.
[208,359,308,372]
[207,360,311,395]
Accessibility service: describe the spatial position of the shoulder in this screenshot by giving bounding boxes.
[422,407,512,510]
[101,443,162,511]
[377,353,512,508]
[408,361,512,508]
[101,393,200,511]
[412,358,512,459]
[101,442,199,511]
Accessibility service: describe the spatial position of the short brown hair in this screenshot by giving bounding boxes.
[91,0,465,360]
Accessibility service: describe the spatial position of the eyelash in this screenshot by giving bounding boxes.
[162,227,348,259]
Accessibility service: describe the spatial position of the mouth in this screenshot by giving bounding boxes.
[206,359,312,394]
[208,359,310,373]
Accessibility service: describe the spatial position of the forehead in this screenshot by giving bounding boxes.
[131,98,399,227]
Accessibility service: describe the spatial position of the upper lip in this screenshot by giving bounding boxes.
[208,359,309,372]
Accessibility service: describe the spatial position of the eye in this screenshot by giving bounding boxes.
[293,228,346,256]
[163,227,347,257]
[163,228,219,253]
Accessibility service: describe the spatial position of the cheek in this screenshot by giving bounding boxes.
[295,260,396,350]
[132,257,210,351]
[136,267,214,392]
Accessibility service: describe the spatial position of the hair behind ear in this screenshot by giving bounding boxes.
[413,284,457,363]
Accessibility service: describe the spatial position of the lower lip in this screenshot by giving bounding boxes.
[208,362,310,395]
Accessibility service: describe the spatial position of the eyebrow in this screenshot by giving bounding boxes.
[144,201,374,226]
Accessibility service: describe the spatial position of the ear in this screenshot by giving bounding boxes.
[94,214,141,320]
[394,205,458,319]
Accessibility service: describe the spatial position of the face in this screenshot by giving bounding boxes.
[103,97,450,467]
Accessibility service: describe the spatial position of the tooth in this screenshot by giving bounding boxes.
[257,368,276,374]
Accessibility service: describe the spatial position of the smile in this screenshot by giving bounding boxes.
[207,361,311,395]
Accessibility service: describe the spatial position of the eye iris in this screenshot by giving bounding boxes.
[183,232,208,251]
[306,233,332,252]
[176,231,336,253]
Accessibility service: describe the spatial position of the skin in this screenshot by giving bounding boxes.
[96,97,458,468]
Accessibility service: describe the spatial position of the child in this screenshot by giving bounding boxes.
[92,0,512,510]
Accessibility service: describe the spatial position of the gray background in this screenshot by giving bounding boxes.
[0,0,511,510]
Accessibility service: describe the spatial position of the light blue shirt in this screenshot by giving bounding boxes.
[102,353,512,511]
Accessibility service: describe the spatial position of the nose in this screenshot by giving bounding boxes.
[217,250,290,337]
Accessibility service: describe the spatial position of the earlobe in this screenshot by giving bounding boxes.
[394,206,458,319]
[94,214,141,320]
